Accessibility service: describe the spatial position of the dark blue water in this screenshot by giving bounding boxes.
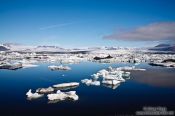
[0,62,175,116]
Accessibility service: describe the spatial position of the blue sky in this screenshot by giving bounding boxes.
[0,0,175,48]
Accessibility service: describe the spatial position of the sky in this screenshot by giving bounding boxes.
[0,0,175,48]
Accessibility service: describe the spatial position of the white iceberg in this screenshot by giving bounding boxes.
[81,79,100,86]
[64,91,79,101]
[91,73,100,79]
[36,87,54,94]
[53,82,79,88]
[98,69,109,77]
[102,80,121,85]
[81,79,92,86]
[48,65,71,71]
[22,64,38,69]
[104,75,125,82]
[26,89,44,100]
[47,90,79,101]
[90,81,100,86]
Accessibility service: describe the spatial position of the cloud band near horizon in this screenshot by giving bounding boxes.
[103,22,175,42]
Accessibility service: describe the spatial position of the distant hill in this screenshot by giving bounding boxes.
[149,44,175,52]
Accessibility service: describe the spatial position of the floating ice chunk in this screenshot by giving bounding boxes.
[81,79,100,86]
[47,90,79,101]
[81,79,92,86]
[47,91,67,101]
[48,65,71,71]
[102,80,120,85]
[65,91,79,101]
[104,75,125,82]
[90,81,100,86]
[53,82,79,88]
[36,87,54,94]
[98,69,109,77]
[65,91,76,95]
[22,64,38,69]
[26,89,44,99]
[91,74,99,79]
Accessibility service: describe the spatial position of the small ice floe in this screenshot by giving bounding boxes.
[48,65,71,71]
[47,90,79,102]
[81,79,100,86]
[102,80,121,85]
[22,64,38,69]
[36,87,54,94]
[26,89,44,100]
[104,75,125,82]
[53,82,79,88]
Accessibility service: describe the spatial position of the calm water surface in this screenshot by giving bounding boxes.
[0,62,175,116]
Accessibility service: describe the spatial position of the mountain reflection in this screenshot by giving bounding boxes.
[131,70,175,88]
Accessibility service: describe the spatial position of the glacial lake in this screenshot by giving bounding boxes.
[0,62,175,116]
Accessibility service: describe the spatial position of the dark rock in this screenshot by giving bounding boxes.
[94,55,113,60]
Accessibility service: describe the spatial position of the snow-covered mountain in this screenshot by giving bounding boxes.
[34,45,66,52]
[149,44,175,52]
[3,43,34,51]
[0,45,9,51]
[1,43,149,53]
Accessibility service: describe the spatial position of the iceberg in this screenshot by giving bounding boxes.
[81,79,100,86]
[47,90,79,101]
[104,75,125,82]
[102,80,121,85]
[64,91,79,101]
[48,65,71,71]
[26,89,44,100]
[22,64,38,68]
[90,81,100,86]
[53,82,79,88]
[36,87,54,94]
[81,79,92,86]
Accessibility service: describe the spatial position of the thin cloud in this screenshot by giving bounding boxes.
[39,22,74,30]
[103,22,175,42]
